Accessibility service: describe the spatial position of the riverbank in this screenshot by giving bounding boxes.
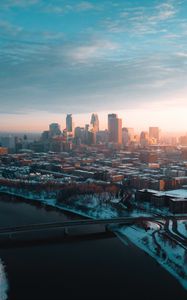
[1,189,187,294]
[0,188,153,220]
[0,194,187,300]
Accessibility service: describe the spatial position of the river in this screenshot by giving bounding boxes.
[0,194,187,300]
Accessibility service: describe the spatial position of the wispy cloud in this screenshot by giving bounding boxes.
[0,20,23,36]
[1,34,187,114]
[176,51,187,58]
[104,1,181,36]
[151,2,177,21]
[76,1,97,11]
[43,1,99,15]
[0,0,187,119]
[0,0,39,9]
[67,40,119,63]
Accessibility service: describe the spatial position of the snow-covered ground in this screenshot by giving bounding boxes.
[177,221,187,238]
[0,188,153,219]
[115,223,187,290]
[59,194,153,219]
[0,186,57,201]
[0,259,8,300]
[1,187,187,291]
[133,201,170,216]
[0,187,57,206]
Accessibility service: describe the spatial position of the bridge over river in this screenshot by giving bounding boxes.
[0,215,187,244]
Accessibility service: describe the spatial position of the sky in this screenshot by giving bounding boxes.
[0,0,187,132]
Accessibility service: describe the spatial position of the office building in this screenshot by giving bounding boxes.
[49,123,61,137]
[149,127,159,143]
[122,127,134,146]
[90,113,99,132]
[108,114,122,144]
[140,131,149,147]
[66,114,73,133]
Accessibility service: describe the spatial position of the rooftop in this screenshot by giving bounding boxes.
[140,188,187,199]
[170,198,187,202]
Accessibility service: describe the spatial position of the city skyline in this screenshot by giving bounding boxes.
[0,0,187,132]
[1,2,187,299]
[0,110,186,135]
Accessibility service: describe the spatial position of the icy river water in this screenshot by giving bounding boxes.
[0,194,187,300]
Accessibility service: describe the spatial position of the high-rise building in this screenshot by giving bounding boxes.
[0,136,15,150]
[122,127,134,146]
[108,114,117,143]
[41,130,49,141]
[49,123,61,137]
[83,124,96,145]
[116,118,122,144]
[108,114,122,144]
[96,130,109,144]
[66,114,73,132]
[149,127,159,143]
[179,135,187,146]
[74,127,85,144]
[140,131,149,147]
[90,113,99,132]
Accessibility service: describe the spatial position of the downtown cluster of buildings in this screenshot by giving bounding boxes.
[0,113,187,154]
[0,113,187,213]
[42,113,161,149]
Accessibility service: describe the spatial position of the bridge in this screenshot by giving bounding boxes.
[0,217,136,236]
[0,215,186,235]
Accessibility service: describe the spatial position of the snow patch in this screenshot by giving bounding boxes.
[177,221,187,238]
[0,259,8,300]
[116,224,187,290]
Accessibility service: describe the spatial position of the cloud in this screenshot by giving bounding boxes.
[149,2,177,21]
[76,1,96,11]
[176,52,187,57]
[43,1,99,15]
[67,40,119,63]
[0,20,23,36]
[1,33,187,115]
[104,1,180,36]
[0,0,187,118]
[0,0,39,9]
[43,4,68,15]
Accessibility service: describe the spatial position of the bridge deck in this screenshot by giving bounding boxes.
[0,216,186,235]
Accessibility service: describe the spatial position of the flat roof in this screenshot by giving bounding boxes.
[170,198,187,202]
[165,189,187,199]
[139,188,187,199]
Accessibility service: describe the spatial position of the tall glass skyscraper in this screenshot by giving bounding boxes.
[90,113,99,132]
[66,114,73,132]
[108,114,122,144]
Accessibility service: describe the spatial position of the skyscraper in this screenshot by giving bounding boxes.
[108,114,117,142]
[108,114,122,144]
[140,131,149,147]
[49,123,61,137]
[149,127,159,143]
[66,114,73,132]
[83,124,93,144]
[122,127,134,146]
[90,113,99,132]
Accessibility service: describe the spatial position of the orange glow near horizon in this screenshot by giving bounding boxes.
[0,104,187,135]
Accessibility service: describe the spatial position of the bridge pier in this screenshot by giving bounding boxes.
[105,224,110,232]
[8,233,13,240]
